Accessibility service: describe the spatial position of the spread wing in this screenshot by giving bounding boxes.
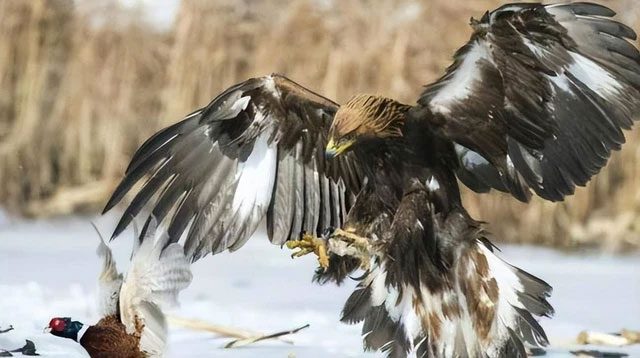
[119,217,193,356]
[103,74,364,261]
[95,224,123,318]
[417,3,640,201]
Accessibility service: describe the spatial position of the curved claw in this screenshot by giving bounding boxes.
[286,234,329,270]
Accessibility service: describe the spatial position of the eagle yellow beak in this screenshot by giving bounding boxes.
[325,138,354,159]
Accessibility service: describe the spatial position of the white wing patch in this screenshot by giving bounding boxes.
[567,52,622,98]
[210,91,251,121]
[455,143,490,170]
[548,73,572,93]
[429,41,491,115]
[523,26,623,99]
[229,96,251,116]
[426,176,440,192]
[231,131,278,222]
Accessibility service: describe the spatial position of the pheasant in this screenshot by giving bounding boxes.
[46,218,192,357]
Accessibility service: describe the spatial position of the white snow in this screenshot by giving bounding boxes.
[0,212,639,357]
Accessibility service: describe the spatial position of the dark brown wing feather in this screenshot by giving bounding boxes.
[103,74,364,261]
[416,2,640,201]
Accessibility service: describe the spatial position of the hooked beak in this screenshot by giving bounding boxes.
[325,138,354,159]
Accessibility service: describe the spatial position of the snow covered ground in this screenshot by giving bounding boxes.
[0,212,638,357]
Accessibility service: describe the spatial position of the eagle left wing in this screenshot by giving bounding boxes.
[103,75,364,262]
[416,2,640,202]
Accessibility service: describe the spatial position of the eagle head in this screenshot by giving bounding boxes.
[326,94,410,158]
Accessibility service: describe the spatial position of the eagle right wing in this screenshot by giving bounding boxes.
[417,3,640,202]
[103,74,364,262]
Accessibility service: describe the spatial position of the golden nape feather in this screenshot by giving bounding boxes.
[331,94,411,139]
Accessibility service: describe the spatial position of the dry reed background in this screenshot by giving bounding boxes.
[1,0,639,251]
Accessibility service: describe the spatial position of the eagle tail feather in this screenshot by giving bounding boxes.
[341,239,552,357]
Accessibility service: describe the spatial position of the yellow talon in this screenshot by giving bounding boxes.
[286,233,329,270]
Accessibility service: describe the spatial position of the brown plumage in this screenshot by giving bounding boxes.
[79,316,144,358]
[48,313,147,358]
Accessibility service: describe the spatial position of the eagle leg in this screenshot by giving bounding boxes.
[286,233,330,270]
[331,228,370,248]
[326,228,372,270]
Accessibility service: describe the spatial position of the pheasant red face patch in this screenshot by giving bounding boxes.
[49,318,66,332]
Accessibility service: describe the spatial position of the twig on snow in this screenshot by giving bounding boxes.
[168,316,309,347]
[224,324,310,349]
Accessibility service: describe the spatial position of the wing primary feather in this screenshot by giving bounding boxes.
[184,174,237,260]
[267,148,297,244]
[564,2,616,17]
[105,114,203,216]
[289,143,305,241]
[111,171,177,240]
[126,113,201,175]
[319,173,332,231]
[575,17,636,40]
[302,156,320,235]
[165,188,195,247]
[151,138,218,228]
[102,155,168,215]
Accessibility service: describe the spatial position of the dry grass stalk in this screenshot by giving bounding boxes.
[167,316,299,346]
[223,324,309,349]
[0,0,168,214]
[0,0,638,251]
[577,329,640,346]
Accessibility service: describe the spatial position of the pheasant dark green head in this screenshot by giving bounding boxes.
[46,317,84,341]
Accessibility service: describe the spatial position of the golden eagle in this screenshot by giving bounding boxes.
[104,3,639,357]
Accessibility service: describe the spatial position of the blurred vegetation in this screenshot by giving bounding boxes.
[0,0,638,251]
